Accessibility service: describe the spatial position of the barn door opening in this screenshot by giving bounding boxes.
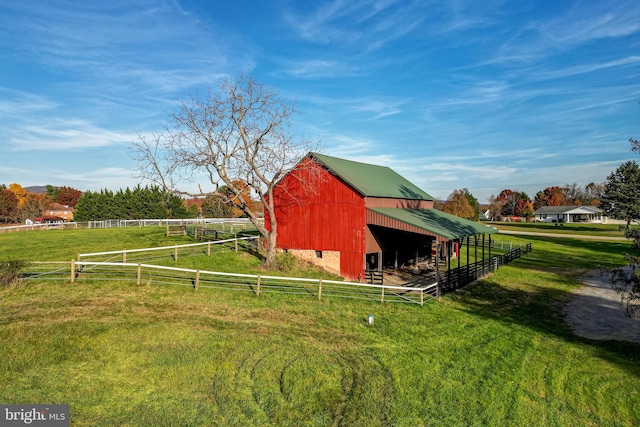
[366,252,379,271]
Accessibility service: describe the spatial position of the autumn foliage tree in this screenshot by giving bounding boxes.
[6,183,52,222]
[441,189,475,220]
[19,193,51,223]
[495,189,532,218]
[533,186,565,209]
[0,189,19,223]
[7,183,27,209]
[45,185,83,207]
[56,186,83,207]
[200,180,263,218]
[514,198,535,218]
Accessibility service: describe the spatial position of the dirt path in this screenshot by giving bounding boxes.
[564,269,640,344]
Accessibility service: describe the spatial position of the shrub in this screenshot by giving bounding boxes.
[275,252,301,272]
[0,260,27,286]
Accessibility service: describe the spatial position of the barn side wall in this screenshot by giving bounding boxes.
[365,198,433,209]
[267,158,367,281]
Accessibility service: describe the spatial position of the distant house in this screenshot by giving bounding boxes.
[267,152,497,281]
[534,206,603,223]
[480,208,492,221]
[45,203,74,222]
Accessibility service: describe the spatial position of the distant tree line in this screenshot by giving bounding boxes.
[0,180,267,223]
[0,183,84,223]
[45,185,83,207]
[483,182,605,220]
[436,182,605,221]
[73,186,192,221]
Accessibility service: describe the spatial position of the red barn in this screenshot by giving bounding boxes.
[268,152,496,281]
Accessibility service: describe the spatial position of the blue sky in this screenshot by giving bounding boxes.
[1,0,639,202]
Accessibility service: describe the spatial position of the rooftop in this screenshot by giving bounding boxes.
[309,152,434,201]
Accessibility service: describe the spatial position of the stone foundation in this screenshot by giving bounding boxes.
[283,249,341,276]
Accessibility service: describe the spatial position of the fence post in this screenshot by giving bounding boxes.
[256,275,261,296]
[195,270,200,291]
[420,289,424,306]
[174,247,178,262]
[70,260,76,283]
[137,263,142,285]
[234,235,238,252]
[318,279,323,300]
[207,242,211,256]
[380,285,385,303]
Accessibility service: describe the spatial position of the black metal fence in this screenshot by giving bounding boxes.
[438,243,532,293]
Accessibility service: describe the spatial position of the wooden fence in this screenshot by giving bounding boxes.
[29,261,435,306]
[0,217,261,233]
[76,236,258,264]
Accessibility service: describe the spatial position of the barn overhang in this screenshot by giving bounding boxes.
[366,208,497,242]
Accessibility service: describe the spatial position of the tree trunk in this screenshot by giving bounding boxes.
[263,208,278,268]
[265,229,277,268]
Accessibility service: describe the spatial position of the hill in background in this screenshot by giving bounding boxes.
[24,186,50,194]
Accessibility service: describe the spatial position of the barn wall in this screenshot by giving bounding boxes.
[365,198,433,209]
[268,158,367,280]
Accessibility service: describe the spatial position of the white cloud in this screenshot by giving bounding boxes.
[9,119,134,151]
[282,0,425,49]
[0,1,252,95]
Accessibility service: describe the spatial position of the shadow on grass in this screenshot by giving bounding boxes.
[453,268,640,378]
[507,235,631,270]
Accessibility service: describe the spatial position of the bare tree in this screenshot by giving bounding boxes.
[487,194,502,221]
[131,74,317,268]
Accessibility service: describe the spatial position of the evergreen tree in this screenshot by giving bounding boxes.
[462,188,480,221]
[604,140,640,317]
[600,161,640,228]
[73,186,188,220]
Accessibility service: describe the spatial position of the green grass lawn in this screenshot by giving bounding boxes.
[490,221,629,237]
[1,227,639,426]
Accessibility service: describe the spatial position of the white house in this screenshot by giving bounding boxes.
[534,206,603,223]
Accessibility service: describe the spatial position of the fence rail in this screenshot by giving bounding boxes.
[0,217,262,233]
[77,236,259,264]
[438,243,532,292]
[8,218,531,306]
[61,261,436,306]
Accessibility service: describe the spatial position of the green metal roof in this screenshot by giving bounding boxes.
[369,207,498,239]
[309,152,434,200]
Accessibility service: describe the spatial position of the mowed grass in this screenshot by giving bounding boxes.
[491,221,628,237]
[1,227,639,426]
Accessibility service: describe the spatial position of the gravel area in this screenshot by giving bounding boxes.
[564,269,640,344]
